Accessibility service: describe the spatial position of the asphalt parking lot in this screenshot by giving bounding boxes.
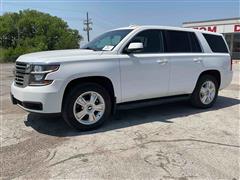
[1,63,240,179]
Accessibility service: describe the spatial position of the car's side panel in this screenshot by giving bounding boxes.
[169,53,232,95]
[200,53,232,89]
[168,53,205,95]
[119,53,170,102]
[46,56,122,108]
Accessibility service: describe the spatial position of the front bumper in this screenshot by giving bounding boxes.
[11,94,43,111]
[11,80,64,113]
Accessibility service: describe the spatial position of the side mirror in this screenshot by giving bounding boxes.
[127,42,143,53]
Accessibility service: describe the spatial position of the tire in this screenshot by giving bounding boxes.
[190,75,219,108]
[62,83,112,131]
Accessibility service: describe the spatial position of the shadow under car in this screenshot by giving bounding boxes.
[25,96,240,137]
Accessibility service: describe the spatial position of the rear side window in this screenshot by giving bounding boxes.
[164,30,191,52]
[203,33,228,53]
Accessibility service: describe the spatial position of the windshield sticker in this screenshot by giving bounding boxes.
[102,45,114,51]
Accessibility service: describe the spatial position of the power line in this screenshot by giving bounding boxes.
[83,12,92,42]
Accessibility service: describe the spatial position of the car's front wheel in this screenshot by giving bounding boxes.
[62,83,111,131]
[190,75,219,108]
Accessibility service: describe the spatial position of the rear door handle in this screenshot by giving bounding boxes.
[193,58,203,63]
[156,59,168,65]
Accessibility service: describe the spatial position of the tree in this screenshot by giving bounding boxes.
[0,9,83,62]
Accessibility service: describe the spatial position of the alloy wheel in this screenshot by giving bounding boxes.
[199,81,216,105]
[73,91,106,125]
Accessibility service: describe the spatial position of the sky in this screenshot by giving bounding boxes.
[1,0,239,45]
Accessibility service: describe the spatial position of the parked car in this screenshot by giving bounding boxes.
[11,25,233,130]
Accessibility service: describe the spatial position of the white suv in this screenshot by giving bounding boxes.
[11,26,233,130]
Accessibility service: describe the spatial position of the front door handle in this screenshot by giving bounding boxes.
[156,59,168,65]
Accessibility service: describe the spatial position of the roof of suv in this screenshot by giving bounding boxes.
[114,25,223,36]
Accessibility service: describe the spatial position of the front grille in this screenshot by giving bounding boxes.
[15,62,30,87]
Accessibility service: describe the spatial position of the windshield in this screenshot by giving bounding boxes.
[82,29,133,51]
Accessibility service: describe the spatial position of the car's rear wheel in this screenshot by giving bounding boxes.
[62,83,111,131]
[190,75,219,108]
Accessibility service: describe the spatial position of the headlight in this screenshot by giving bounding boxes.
[29,64,60,86]
[33,65,44,72]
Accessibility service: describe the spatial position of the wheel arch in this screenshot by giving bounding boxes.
[197,69,221,88]
[62,76,116,113]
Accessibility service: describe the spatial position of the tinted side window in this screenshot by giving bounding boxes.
[189,32,202,52]
[164,30,191,52]
[203,33,228,53]
[127,30,164,53]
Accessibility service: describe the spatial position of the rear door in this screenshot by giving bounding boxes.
[165,30,204,95]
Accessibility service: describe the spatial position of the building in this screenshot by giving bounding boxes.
[183,17,240,59]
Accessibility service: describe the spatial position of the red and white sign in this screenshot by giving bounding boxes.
[193,24,240,33]
[194,26,217,32]
[234,25,240,32]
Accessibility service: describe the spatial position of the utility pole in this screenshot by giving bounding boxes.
[83,12,92,42]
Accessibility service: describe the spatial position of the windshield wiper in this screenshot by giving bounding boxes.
[82,47,97,51]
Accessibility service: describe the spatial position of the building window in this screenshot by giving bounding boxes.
[224,33,233,52]
[232,33,240,59]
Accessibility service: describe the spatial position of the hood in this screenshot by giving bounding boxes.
[17,49,105,64]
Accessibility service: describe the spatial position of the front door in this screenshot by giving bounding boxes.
[119,30,170,102]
